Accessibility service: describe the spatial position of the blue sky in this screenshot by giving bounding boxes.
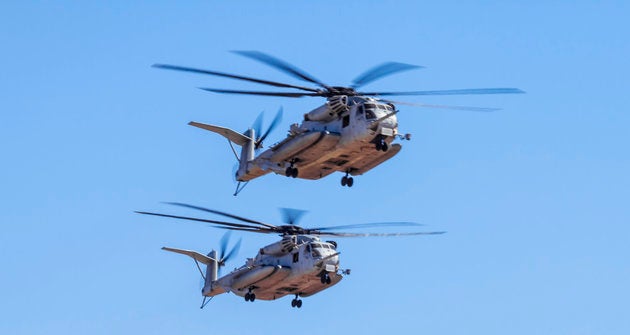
[1,1,629,334]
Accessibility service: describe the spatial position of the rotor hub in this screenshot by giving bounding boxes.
[327,86,357,97]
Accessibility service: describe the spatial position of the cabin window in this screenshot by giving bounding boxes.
[365,109,376,120]
[342,115,350,128]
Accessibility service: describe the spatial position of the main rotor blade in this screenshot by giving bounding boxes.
[164,202,277,228]
[361,88,525,96]
[379,99,500,112]
[209,225,275,234]
[199,88,321,98]
[256,106,283,148]
[318,231,446,237]
[311,221,424,231]
[233,50,331,89]
[152,64,320,92]
[135,211,268,230]
[352,62,423,89]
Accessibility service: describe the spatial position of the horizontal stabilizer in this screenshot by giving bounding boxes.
[162,247,217,265]
[189,121,251,146]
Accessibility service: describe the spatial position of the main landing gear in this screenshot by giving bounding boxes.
[244,288,256,302]
[320,273,332,284]
[341,172,354,187]
[291,294,303,308]
[285,161,298,178]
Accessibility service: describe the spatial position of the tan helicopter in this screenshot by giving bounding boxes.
[154,51,523,195]
[136,202,443,308]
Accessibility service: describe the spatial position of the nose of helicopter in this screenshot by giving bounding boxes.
[317,249,340,272]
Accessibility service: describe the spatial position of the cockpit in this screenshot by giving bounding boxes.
[305,242,336,258]
[359,103,395,120]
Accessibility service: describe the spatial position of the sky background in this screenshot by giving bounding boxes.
[1,1,629,334]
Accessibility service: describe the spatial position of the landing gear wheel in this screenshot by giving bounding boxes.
[291,294,303,308]
[249,293,256,302]
[375,142,383,151]
[286,166,299,178]
[326,276,332,284]
[381,142,389,152]
[245,293,251,302]
[342,172,354,187]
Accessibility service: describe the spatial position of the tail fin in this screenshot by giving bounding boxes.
[202,250,218,296]
[188,121,255,182]
[162,247,224,297]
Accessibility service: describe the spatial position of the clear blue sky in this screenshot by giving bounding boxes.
[1,1,629,334]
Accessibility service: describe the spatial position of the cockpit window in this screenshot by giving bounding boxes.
[310,243,324,257]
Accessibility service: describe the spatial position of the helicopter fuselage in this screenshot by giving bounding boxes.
[204,235,343,301]
[236,96,404,183]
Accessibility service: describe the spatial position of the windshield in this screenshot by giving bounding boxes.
[363,104,377,120]
[310,243,324,258]
[363,103,393,120]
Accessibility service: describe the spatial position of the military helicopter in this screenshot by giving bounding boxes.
[154,51,524,195]
[136,202,443,308]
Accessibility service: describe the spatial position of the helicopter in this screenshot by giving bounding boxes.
[136,202,444,308]
[154,51,524,195]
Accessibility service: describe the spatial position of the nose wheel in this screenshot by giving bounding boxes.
[320,273,332,284]
[374,136,389,152]
[291,294,303,308]
[341,172,354,187]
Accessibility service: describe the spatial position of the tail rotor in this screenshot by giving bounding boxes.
[217,231,241,275]
[253,107,283,150]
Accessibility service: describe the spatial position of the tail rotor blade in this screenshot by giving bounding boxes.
[252,111,264,140]
[223,238,241,264]
[280,208,308,225]
[256,106,283,149]
[219,231,231,262]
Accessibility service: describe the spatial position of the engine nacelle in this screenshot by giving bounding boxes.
[259,235,297,255]
[304,95,349,121]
